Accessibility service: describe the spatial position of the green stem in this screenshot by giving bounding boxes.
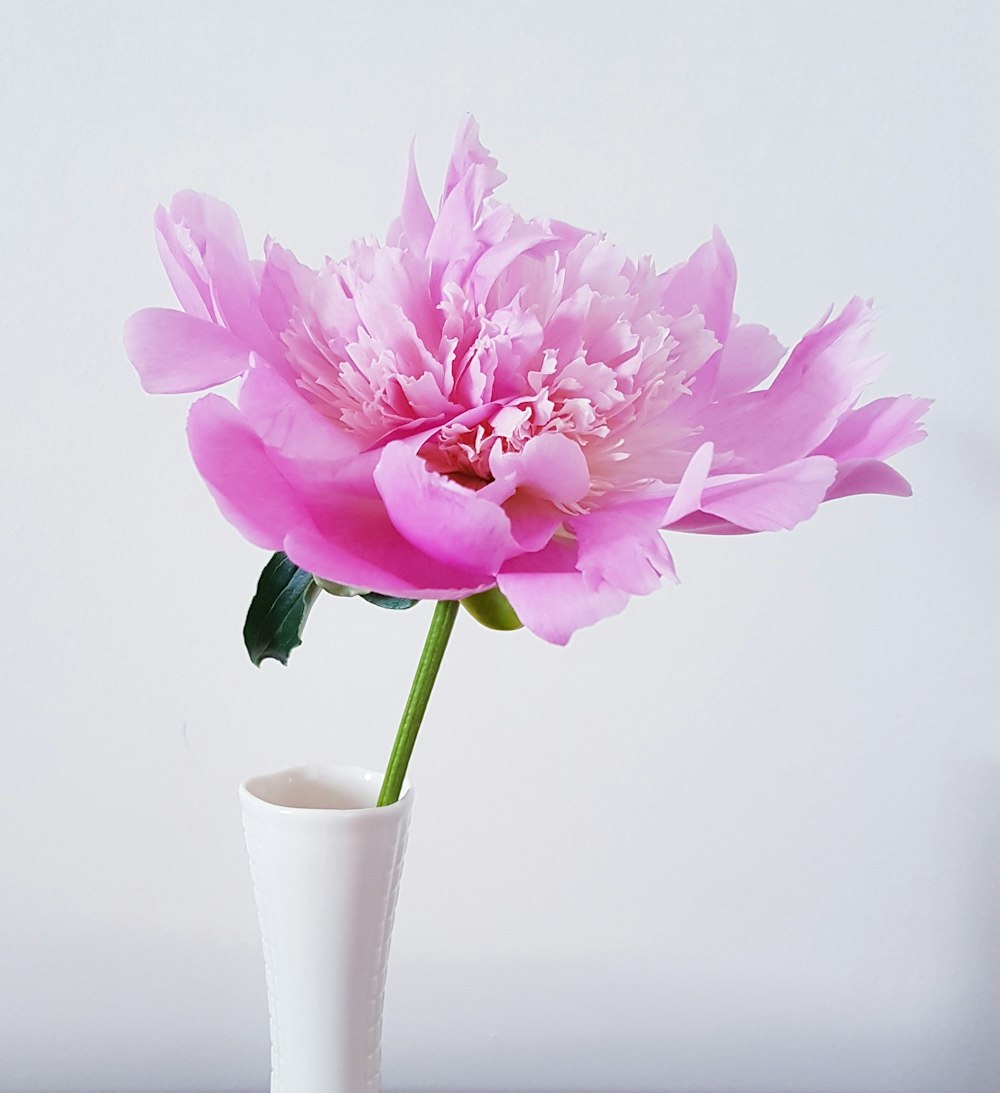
[378,599,460,806]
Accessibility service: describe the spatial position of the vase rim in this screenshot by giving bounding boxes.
[240,763,412,816]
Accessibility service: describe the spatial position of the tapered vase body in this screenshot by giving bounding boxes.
[240,765,412,1093]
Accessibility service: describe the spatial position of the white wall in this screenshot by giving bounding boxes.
[2,2,996,1091]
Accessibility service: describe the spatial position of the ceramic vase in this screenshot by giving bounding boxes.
[240,764,413,1093]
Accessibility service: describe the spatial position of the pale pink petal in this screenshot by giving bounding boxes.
[823,459,913,501]
[814,395,932,462]
[699,456,838,531]
[124,308,251,393]
[663,442,715,525]
[154,204,213,320]
[667,512,755,536]
[374,440,516,574]
[161,191,286,365]
[442,115,505,206]
[697,299,883,472]
[659,228,736,340]
[258,240,315,343]
[497,538,630,645]
[386,142,434,255]
[712,323,785,398]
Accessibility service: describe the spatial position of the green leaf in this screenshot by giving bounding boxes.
[362,591,420,610]
[243,552,320,666]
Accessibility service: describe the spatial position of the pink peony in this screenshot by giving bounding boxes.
[124,118,928,644]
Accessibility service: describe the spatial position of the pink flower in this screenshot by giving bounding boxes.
[124,118,929,644]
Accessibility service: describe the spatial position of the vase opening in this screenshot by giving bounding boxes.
[242,764,410,812]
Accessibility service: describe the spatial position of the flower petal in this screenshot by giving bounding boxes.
[158,191,286,365]
[284,506,494,600]
[659,228,736,341]
[498,538,630,645]
[823,459,913,501]
[814,395,932,463]
[124,308,251,393]
[712,322,785,398]
[571,502,678,595]
[237,360,364,506]
[387,141,435,256]
[697,299,883,472]
[487,432,591,507]
[187,394,309,548]
[699,456,838,531]
[374,440,516,574]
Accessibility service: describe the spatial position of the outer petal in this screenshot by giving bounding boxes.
[158,191,286,365]
[374,440,517,574]
[386,142,435,256]
[697,299,883,472]
[823,459,913,501]
[659,228,736,341]
[814,395,932,462]
[190,391,494,599]
[257,240,316,345]
[237,360,364,505]
[662,442,715,525]
[712,323,785,398]
[284,507,495,600]
[699,456,838,531]
[125,308,252,393]
[497,538,630,646]
[571,501,677,595]
[187,394,310,549]
[442,115,505,206]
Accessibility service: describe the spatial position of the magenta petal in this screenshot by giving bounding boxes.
[488,432,591,506]
[572,503,677,595]
[501,493,564,552]
[284,507,494,600]
[498,539,630,645]
[124,309,251,393]
[824,459,913,501]
[187,395,309,549]
[700,456,838,531]
[374,441,516,574]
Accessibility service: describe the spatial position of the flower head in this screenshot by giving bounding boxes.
[125,118,928,644]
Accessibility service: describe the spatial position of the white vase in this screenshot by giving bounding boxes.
[240,764,413,1093]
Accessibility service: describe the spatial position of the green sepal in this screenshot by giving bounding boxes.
[315,577,366,598]
[362,592,420,610]
[243,552,320,666]
[461,587,523,631]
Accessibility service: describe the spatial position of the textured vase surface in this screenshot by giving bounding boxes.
[240,764,413,1093]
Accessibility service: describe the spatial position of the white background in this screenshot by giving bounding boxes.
[2,2,997,1091]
